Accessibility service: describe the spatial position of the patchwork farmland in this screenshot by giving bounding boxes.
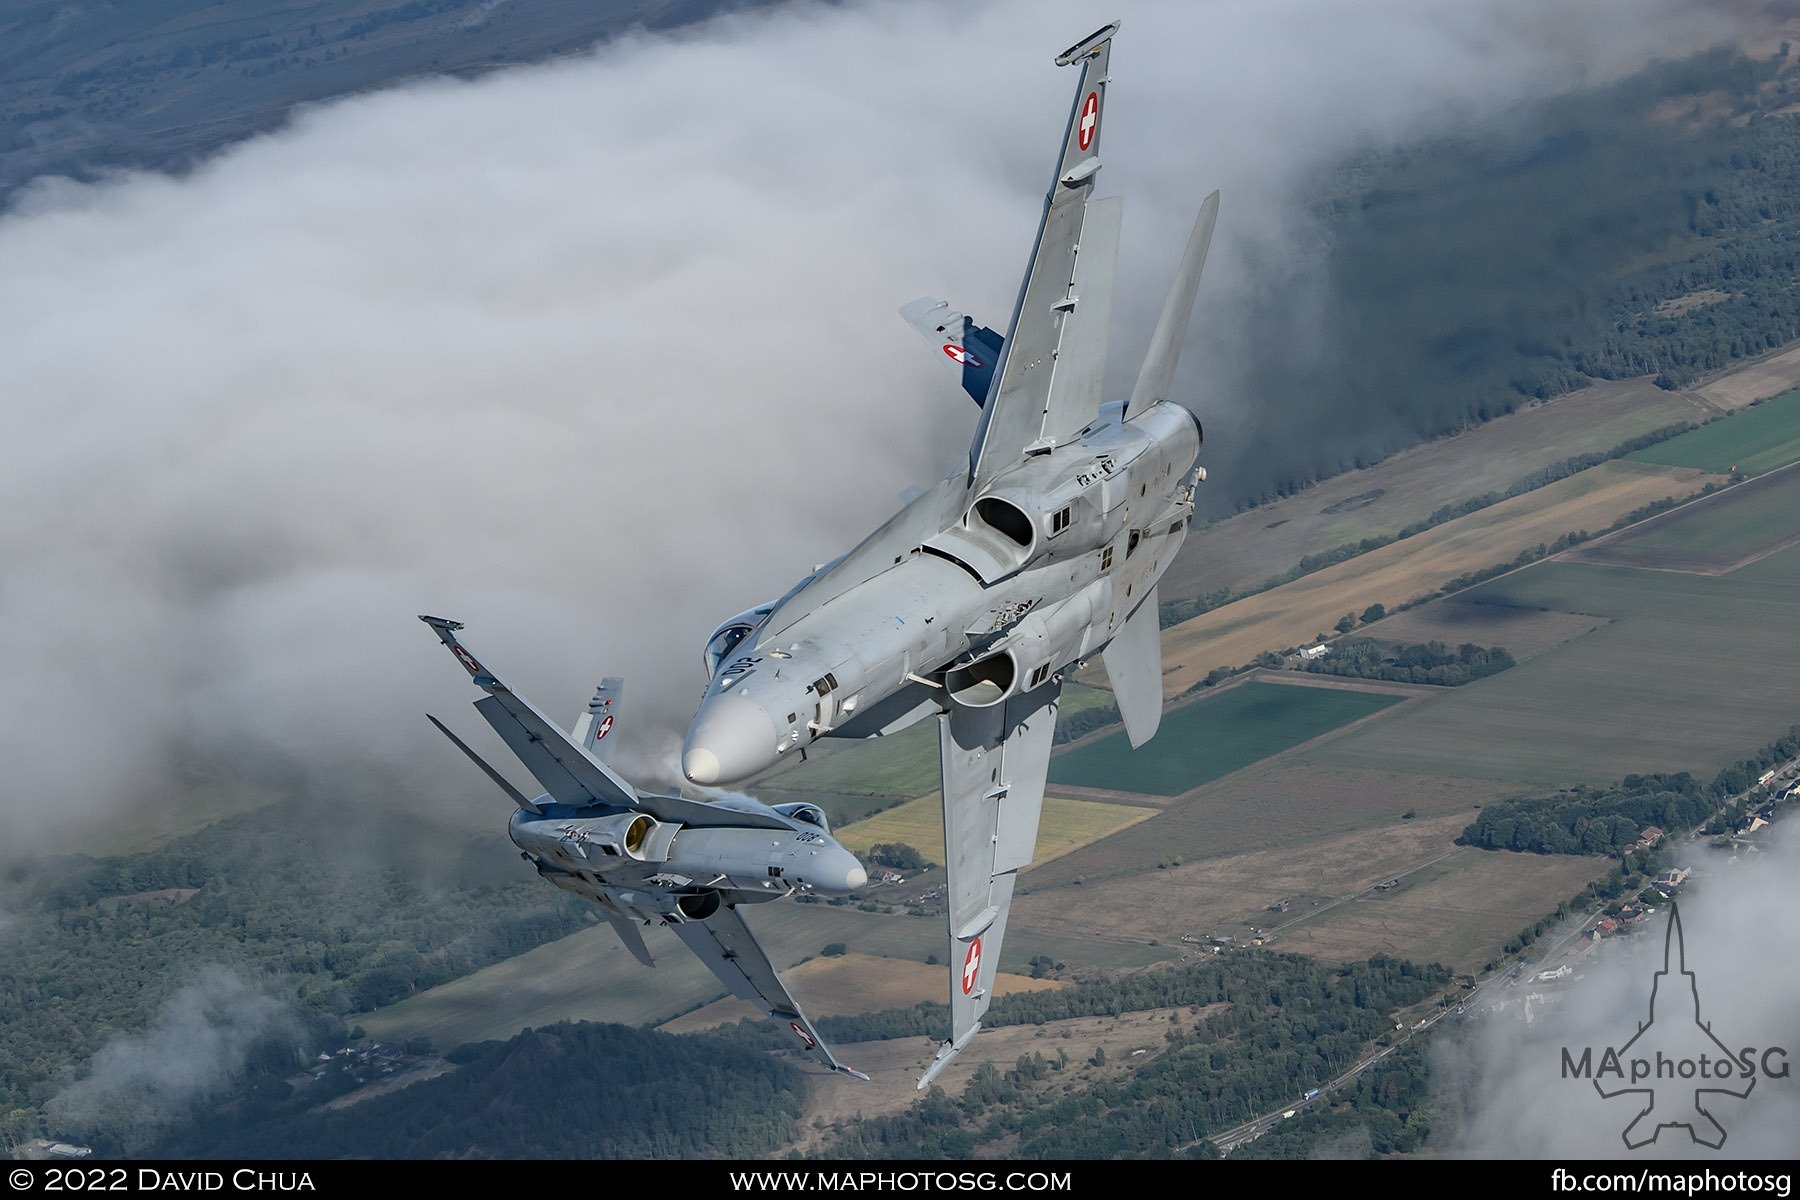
[363,359,1800,1074]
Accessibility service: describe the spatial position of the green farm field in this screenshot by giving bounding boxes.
[1158,459,1717,694]
[1628,388,1800,475]
[1161,375,1699,601]
[1305,539,1800,788]
[1022,760,1519,893]
[760,720,939,799]
[1264,846,1609,972]
[1020,813,1611,975]
[1048,680,1406,796]
[1567,463,1800,572]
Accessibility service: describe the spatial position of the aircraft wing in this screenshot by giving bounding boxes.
[667,903,868,1079]
[424,617,795,829]
[967,23,1121,490]
[919,678,1062,1088]
[423,616,640,808]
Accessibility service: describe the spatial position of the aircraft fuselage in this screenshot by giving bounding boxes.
[508,801,867,912]
[683,398,1200,786]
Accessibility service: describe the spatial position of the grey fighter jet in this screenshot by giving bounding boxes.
[421,615,869,1079]
[679,22,1216,1087]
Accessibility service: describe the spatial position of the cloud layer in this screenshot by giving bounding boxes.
[0,0,1746,849]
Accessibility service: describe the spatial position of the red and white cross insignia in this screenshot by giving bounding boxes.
[961,937,983,995]
[1078,92,1099,151]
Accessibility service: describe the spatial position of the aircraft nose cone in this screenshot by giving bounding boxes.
[807,846,867,894]
[683,691,780,785]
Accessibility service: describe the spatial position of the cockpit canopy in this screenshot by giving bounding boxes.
[703,602,776,678]
[772,802,830,833]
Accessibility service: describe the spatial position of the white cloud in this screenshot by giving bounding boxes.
[1430,832,1800,1159]
[0,0,1745,849]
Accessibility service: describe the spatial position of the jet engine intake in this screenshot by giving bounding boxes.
[944,580,1109,710]
[675,890,722,921]
[608,887,721,923]
[945,649,1018,708]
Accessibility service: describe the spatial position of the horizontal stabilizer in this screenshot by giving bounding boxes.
[1127,190,1218,415]
[900,297,1003,407]
[474,691,639,811]
[421,616,640,809]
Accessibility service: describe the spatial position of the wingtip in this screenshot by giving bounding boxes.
[916,1024,982,1089]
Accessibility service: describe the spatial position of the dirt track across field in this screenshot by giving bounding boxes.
[1167,376,1700,600]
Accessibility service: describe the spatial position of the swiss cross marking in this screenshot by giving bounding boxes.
[1078,92,1099,151]
[961,937,983,995]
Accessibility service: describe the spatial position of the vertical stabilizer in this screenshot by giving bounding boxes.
[1102,584,1163,747]
[1126,191,1219,415]
[574,677,624,762]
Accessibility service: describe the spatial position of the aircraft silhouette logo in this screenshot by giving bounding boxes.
[1587,904,1754,1149]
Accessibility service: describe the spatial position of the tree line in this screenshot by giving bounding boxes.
[1459,724,1800,855]
[0,800,596,1137]
[1302,639,1515,686]
[814,953,1449,1159]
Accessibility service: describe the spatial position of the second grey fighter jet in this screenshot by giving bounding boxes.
[680,22,1215,1085]
[422,615,868,1079]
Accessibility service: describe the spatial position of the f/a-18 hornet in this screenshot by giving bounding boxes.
[680,22,1217,1087]
[421,615,870,1079]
